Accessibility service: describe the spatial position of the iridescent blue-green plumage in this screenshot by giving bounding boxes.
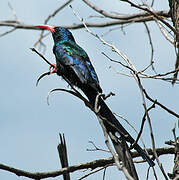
[52,27,102,93]
[50,27,155,167]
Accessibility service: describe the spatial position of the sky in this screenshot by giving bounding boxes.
[0,0,178,179]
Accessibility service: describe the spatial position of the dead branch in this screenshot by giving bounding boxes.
[0,10,169,32]
[121,0,176,34]
[83,0,169,20]
[0,147,174,179]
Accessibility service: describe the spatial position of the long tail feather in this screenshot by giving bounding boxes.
[82,86,155,167]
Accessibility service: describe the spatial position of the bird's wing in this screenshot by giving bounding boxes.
[54,41,102,92]
[63,41,100,82]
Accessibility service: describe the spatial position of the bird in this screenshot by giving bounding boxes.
[34,25,155,167]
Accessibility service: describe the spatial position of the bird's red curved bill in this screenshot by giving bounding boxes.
[35,25,55,33]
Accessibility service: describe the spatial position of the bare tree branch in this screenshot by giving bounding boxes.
[143,22,156,73]
[83,0,169,20]
[143,89,179,119]
[0,147,174,179]
[0,10,169,32]
[121,0,176,34]
[44,0,73,25]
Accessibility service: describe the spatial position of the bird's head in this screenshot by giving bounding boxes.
[34,25,75,43]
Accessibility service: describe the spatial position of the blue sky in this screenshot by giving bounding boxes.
[0,0,178,179]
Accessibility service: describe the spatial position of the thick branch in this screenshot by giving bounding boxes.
[0,147,174,179]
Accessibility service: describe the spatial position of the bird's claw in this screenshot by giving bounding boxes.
[49,64,57,74]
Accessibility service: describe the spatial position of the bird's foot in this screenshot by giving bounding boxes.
[49,64,57,74]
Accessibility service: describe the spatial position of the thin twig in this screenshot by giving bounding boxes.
[78,166,106,180]
[0,27,16,37]
[44,0,73,24]
[30,48,53,66]
[130,102,156,150]
[143,22,156,73]
[172,124,177,142]
[8,2,19,21]
[87,141,109,153]
[103,167,107,180]
[143,89,179,119]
